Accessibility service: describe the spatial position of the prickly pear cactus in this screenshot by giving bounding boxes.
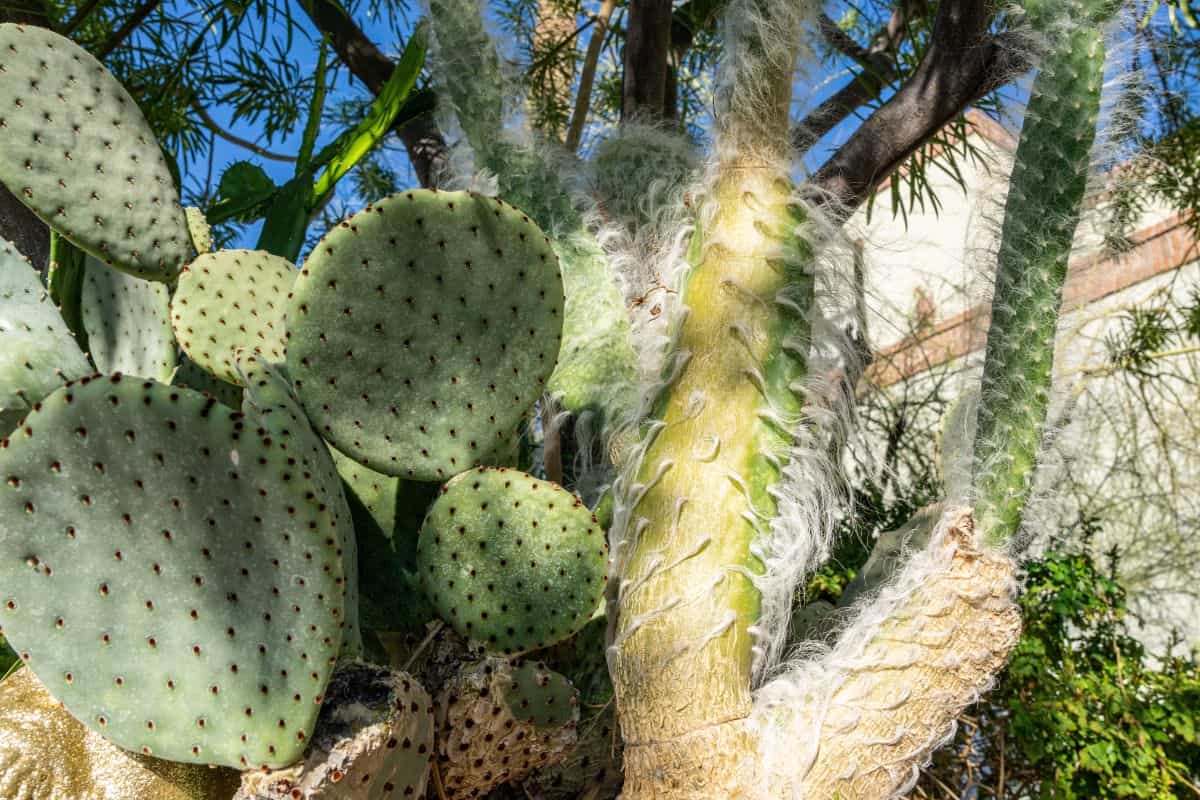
[0,25,191,280]
[235,661,434,800]
[287,190,563,481]
[185,207,213,254]
[436,657,579,798]
[235,351,362,657]
[416,466,608,654]
[0,667,241,800]
[171,250,295,386]
[80,256,175,381]
[0,375,345,769]
[172,353,244,409]
[0,237,91,437]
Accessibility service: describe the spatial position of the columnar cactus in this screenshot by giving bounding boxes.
[972,0,1118,542]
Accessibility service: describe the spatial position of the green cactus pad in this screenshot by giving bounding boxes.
[332,449,438,633]
[172,353,243,409]
[0,375,345,769]
[185,207,212,254]
[0,25,191,280]
[287,190,563,481]
[235,661,434,800]
[81,256,175,381]
[171,250,294,387]
[0,237,91,437]
[436,657,578,798]
[416,467,607,655]
[235,352,361,657]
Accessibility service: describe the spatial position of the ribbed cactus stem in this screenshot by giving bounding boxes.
[610,0,811,793]
[972,0,1114,545]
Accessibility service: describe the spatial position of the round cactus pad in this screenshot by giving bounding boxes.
[0,376,345,769]
[287,190,563,481]
[0,25,191,280]
[172,250,294,386]
[416,467,607,654]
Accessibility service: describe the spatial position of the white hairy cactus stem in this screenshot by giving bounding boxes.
[608,0,810,794]
[609,160,803,797]
[755,508,1021,798]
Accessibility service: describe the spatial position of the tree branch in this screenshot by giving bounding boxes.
[300,0,447,187]
[62,0,102,35]
[190,101,298,163]
[808,0,1030,223]
[566,0,617,151]
[93,0,164,60]
[793,3,919,153]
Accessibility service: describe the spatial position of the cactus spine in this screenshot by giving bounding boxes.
[972,0,1117,544]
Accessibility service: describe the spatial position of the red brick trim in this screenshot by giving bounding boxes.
[866,215,1199,387]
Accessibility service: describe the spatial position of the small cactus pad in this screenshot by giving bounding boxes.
[235,661,434,800]
[0,25,191,280]
[436,657,578,798]
[0,237,91,437]
[185,207,212,254]
[416,467,608,654]
[287,190,563,481]
[81,256,175,381]
[0,376,345,768]
[0,667,242,800]
[171,250,295,386]
[236,351,361,657]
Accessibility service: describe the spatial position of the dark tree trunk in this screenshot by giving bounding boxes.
[621,0,674,121]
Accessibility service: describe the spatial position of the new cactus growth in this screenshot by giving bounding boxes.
[287,190,563,481]
[171,251,295,387]
[416,466,608,654]
[185,207,213,255]
[0,25,191,280]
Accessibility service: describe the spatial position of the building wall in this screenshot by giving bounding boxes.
[842,112,1200,648]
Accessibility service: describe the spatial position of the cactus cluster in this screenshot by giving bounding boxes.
[0,0,1119,792]
[0,20,607,800]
